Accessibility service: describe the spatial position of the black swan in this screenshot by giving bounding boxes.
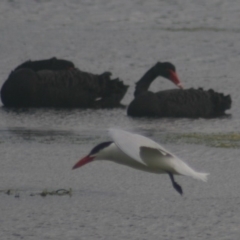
[127,62,231,118]
[1,58,129,108]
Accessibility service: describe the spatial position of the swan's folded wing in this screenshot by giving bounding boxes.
[108,128,174,166]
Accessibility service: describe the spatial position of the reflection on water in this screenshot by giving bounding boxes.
[0,105,233,143]
[2,125,240,148]
[1,127,100,145]
[0,107,238,148]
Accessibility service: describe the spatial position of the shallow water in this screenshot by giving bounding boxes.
[1,0,240,239]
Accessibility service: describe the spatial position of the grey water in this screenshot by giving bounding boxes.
[1,0,240,239]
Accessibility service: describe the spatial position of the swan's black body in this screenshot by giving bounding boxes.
[1,58,128,108]
[127,62,231,118]
[14,57,75,72]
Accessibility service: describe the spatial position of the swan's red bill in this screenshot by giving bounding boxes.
[72,155,95,169]
[169,70,183,89]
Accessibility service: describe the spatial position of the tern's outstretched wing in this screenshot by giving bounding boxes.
[109,128,209,181]
[108,128,175,167]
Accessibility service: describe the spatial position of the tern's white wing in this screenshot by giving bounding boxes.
[109,128,208,181]
[108,128,176,166]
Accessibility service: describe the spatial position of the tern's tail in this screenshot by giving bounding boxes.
[192,172,209,182]
[175,160,209,182]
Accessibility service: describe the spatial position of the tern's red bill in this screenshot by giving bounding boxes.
[72,155,94,169]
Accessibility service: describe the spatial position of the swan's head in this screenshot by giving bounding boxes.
[156,62,183,89]
[72,141,113,169]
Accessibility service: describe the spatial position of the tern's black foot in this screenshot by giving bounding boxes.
[168,172,183,196]
[173,182,183,195]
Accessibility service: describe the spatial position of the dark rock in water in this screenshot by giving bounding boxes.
[1,58,129,108]
[127,62,231,118]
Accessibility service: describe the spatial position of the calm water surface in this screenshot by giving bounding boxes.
[1,0,240,239]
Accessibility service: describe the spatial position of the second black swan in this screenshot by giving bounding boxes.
[127,62,231,118]
[1,58,129,108]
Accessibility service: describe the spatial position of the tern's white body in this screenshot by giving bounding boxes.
[73,128,209,195]
[104,128,208,181]
[96,142,162,173]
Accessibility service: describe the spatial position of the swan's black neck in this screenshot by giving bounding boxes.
[134,64,161,97]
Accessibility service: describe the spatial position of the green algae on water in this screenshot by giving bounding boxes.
[166,132,240,148]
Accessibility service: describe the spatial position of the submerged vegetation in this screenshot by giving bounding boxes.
[0,188,72,198]
[166,132,240,148]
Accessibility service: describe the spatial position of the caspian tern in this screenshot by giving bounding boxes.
[72,128,209,195]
